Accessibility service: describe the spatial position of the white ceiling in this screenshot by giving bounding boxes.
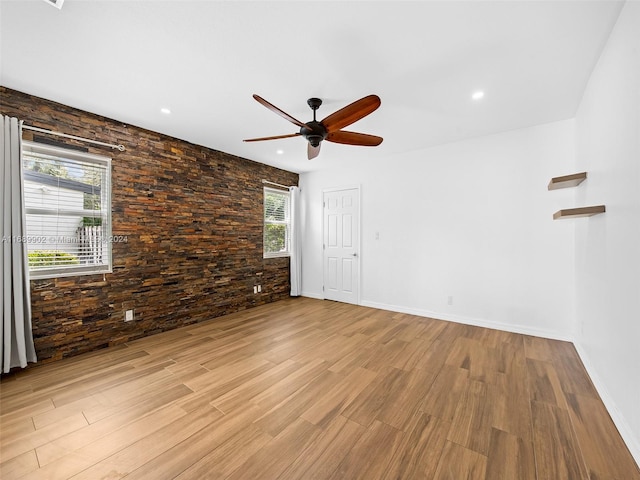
[0,0,623,174]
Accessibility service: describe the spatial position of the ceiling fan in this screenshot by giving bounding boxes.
[244,94,383,160]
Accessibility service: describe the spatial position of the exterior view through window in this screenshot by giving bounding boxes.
[22,141,112,278]
[263,187,290,257]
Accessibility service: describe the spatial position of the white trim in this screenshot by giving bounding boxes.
[305,294,639,463]
[359,299,573,342]
[322,184,362,194]
[321,185,362,306]
[263,186,292,258]
[301,292,324,300]
[22,141,113,280]
[573,342,640,466]
[29,265,112,280]
[262,252,291,259]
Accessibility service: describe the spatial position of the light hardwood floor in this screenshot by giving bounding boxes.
[1,297,638,479]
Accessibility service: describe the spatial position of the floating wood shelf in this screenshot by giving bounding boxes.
[548,172,587,190]
[553,205,606,219]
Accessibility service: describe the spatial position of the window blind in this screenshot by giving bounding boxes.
[264,187,291,257]
[21,142,112,278]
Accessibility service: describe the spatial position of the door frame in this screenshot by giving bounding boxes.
[322,185,362,305]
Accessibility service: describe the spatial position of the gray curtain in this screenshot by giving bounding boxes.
[289,186,301,296]
[1,115,37,373]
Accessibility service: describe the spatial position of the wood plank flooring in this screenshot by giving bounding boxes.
[1,297,638,479]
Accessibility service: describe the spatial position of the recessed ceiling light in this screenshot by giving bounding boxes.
[276,149,284,155]
[160,107,171,114]
[471,91,485,101]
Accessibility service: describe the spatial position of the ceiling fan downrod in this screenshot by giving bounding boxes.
[301,97,327,147]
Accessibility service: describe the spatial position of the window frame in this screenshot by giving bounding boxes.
[22,141,113,279]
[263,186,291,259]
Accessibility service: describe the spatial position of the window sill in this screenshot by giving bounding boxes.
[29,267,112,280]
[263,253,291,259]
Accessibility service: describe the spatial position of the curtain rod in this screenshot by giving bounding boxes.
[262,179,292,190]
[23,125,126,151]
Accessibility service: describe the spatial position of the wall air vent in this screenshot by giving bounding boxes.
[43,0,64,9]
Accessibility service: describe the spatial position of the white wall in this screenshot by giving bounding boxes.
[299,2,640,463]
[573,1,640,462]
[300,119,576,339]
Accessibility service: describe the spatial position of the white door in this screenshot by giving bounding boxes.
[323,187,360,304]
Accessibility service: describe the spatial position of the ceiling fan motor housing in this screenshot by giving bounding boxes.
[300,121,327,147]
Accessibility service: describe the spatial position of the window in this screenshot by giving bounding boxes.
[264,187,290,258]
[22,141,112,279]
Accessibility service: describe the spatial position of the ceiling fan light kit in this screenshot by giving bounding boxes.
[244,94,383,160]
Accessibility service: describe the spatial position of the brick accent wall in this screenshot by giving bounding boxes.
[1,86,298,364]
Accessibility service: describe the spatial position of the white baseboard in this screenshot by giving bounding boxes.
[298,295,639,466]
[573,342,640,466]
[301,291,324,300]
[359,299,573,342]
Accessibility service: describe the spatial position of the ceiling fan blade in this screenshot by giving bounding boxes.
[321,95,381,133]
[253,94,308,129]
[308,142,321,160]
[326,130,383,146]
[243,133,301,142]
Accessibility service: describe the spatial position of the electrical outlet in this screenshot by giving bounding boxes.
[125,309,134,322]
[447,296,453,306]
[257,285,262,293]
[253,286,258,294]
